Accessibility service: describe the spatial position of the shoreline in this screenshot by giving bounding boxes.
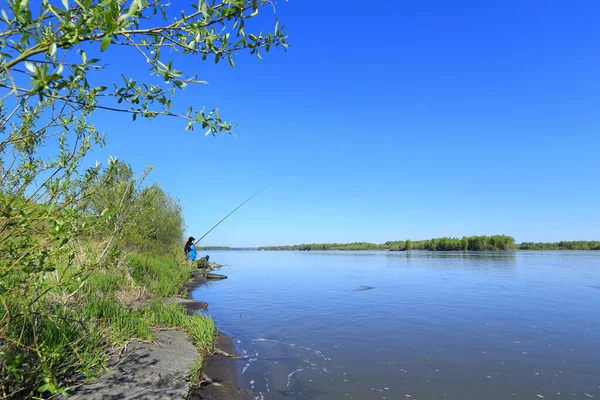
[207,248,600,252]
[186,271,250,400]
[66,270,247,399]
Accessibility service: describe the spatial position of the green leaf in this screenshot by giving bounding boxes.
[100,35,111,52]
[1,10,8,22]
[228,57,235,68]
[81,51,87,63]
[38,384,50,393]
[128,0,140,16]
[49,42,57,56]
[24,61,36,73]
[61,0,68,9]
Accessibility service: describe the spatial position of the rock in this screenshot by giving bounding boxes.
[206,273,227,280]
[68,331,199,400]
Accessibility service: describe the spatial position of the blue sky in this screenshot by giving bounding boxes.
[89,0,600,246]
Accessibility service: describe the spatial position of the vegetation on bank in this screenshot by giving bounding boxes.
[1,0,288,398]
[0,166,215,398]
[259,235,517,251]
[518,241,600,250]
[260,242,389,251]
[388,235,516,251]
[259,236,600,252]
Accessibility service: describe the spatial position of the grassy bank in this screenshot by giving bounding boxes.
[1,249,214,399]
[0,147,218,399]
[0,0,290,395]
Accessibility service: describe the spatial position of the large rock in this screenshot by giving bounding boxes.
[68,330,199,400]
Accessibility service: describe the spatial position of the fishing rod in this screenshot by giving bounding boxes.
[194,186,269,246]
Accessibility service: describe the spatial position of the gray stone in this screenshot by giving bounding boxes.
[68,330,199,400]
[167,297,208,312]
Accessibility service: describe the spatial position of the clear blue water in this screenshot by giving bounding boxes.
[191,251,600,400]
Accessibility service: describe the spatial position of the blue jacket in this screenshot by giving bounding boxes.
[188,244,197,260]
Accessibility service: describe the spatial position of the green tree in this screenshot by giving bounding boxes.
[126,183,185,254]
[0,1,288,397]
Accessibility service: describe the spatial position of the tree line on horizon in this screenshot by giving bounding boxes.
[388,235,516,251]
[258,236,600,252]
[519,241,600,250]
[258,235,515,251]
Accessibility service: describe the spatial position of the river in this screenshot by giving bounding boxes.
[191,251,600,400]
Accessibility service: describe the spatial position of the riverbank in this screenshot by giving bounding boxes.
[186,270,250,400]
[62,265,246,400]
[189,333,249,400]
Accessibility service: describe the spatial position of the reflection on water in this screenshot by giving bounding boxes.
[193,251,600,400]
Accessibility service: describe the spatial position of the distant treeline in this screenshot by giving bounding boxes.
[259,235,516,251]
[519,241,600,250]
[388,235,516,251]
[259,236,600,252]
[198,246,233,250]
[259,242,388,251]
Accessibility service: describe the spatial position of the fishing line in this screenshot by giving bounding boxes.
[194,185,270,245]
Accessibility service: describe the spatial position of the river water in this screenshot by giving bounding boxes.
[191,251,600,400]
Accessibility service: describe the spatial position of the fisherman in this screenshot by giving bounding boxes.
[184,237,197,271]
[185,187,266,272]
[197,255,210,269]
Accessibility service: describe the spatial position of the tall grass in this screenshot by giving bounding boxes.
[0,300,107,398]
[84,270,125,296]
[127,253,190,297]
[0,252,213,399]
[82,297,154,343]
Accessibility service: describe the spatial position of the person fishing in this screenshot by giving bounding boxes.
[185,186,269,272]
[184,237,197,271]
